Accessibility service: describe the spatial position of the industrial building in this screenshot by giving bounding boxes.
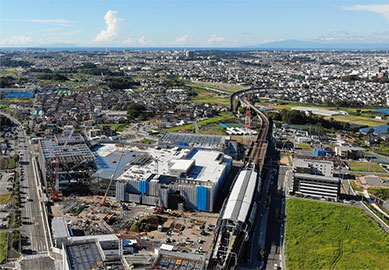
[208,169,260,269]
[290,158,340,200]
[158,132,231,151]
[38,139,96,190]
[112,147,233,212]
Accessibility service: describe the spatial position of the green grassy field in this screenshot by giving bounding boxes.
[347,161,386,173]
[164,112,235,133]
[285,198,389,270]
[191,88,230,106]
[0,232,8,264]
[330,115,387,127]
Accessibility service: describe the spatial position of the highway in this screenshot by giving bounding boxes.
[0,112,55,269]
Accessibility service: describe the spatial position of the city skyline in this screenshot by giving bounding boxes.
[1,0,389,47]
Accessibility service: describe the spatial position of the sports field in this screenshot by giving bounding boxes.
[285,198,389,270]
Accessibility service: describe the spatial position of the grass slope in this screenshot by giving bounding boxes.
[285,198,389,270]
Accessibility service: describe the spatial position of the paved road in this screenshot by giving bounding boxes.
[264,166,289,270]
[0,112,55,269]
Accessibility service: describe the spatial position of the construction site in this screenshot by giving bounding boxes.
[51,194,219,269]
[34,92,268,270]
[37,135,97,199]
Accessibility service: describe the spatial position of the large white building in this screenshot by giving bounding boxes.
[99,146,234,212]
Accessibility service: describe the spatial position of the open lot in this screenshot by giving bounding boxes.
[347,161,386,173]
[285,198,389,270]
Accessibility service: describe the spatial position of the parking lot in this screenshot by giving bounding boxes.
[0,171,15,229]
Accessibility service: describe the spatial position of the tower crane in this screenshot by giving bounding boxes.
[102,151,124,206]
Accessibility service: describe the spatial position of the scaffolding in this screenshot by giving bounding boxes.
[38,140,97,191]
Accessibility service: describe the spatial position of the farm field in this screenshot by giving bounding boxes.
[285,198,389,270]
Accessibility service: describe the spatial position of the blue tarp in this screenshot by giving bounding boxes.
[196,186,207,211]
[139,180,148,194]
[4,92,34,98]
[313,148,326,157]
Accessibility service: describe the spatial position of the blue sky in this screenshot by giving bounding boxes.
[0,0,389,47]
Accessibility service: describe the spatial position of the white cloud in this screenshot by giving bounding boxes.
[122,36,153,46]
[93,10,119,42]
[0,35,33,45]
[315,30,389,43]
[45,28,61,32]
[25,18,71,25]
[342,4,389,20]
[171,34,189,45]
[208,34,225,44]
[138,36,153,46]
[122,38,136,45]
[5,18,71,26]
[36,38,75,45]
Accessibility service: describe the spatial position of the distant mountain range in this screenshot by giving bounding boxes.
[248,39,389,50]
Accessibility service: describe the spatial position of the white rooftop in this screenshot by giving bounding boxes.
[170,159,195,172]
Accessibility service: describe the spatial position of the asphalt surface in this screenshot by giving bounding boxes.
[263,165,289,270]
[0,112,55,269]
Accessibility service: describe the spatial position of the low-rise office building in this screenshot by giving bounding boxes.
[290,158,340,200]
[290,173,340,200]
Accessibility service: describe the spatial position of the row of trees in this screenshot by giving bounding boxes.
[106,77,141,90]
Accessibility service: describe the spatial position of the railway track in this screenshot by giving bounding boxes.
[240,97,269,170]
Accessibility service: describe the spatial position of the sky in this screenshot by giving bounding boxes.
[0,0,389,47]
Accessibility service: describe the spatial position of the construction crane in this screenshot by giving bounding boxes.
[52,128,75,201]
[102,151,124,206]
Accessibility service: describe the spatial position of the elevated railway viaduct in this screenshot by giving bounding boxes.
[208,89,271,269]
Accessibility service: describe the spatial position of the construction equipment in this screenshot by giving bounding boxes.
[153,205,164,214]
[51,128,75,201]
[102,151,124,206]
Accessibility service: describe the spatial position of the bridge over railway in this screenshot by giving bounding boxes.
[207,90,270,270]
